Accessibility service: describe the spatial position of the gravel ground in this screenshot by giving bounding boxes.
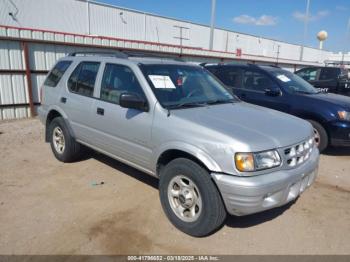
[0,118,349,255]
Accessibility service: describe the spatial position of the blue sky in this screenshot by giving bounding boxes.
[96,0,350,52]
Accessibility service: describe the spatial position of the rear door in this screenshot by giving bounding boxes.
[60,61,101,143]
[235,69,290,113]
[337,68,350,95]
[89,62,153,171]
[317,67,339,93]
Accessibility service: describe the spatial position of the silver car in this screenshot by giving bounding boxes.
[38,52,319,237]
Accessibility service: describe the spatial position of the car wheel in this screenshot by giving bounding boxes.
[159,158,226,237]
[49,117,81,162]
[307,120,328,152]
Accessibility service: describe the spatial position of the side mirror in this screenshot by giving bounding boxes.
[119,92,148,111]
[265,88,281,97]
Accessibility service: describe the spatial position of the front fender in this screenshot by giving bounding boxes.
[152,141,222,174]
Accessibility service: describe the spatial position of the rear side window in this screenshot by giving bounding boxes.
[217,68,243,88]
[320,68,339,80]
[44,60,72,87]
[68,62,100,97]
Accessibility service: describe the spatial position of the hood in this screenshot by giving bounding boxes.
[302,93,350,110]
[171,102,313,152]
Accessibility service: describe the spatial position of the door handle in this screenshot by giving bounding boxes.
[60,97,67,103]
[97,107,104,115]
[240,93,246,98]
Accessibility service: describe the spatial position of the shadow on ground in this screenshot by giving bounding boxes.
[323,146,350,156]
[93,151,159,189]
[225,200,295,228]
[89,151,294,230]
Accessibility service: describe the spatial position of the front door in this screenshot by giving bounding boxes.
[235,69,289,113]
[90,63,153,171]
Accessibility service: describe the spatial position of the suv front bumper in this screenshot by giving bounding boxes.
[211,148,319,216]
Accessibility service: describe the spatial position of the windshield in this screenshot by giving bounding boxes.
[139,64,237,109]
[270,69,319,94]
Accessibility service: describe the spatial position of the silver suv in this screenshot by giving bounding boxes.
[38,52,319,237]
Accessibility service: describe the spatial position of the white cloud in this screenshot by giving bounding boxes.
[336,5,348,11]
[233,14,277,26]
[293,10,330,22]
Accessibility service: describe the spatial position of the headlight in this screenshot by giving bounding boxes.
[235,150,281,172]
[338,111,350,121]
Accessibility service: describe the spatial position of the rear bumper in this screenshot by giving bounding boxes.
[327,120,350,147]
[211,148,319,216]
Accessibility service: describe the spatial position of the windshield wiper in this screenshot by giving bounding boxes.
[167,101,209,110]
[166,102,208,116]
[206,98,236,105]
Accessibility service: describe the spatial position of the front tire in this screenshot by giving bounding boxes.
[49,117,82,162]
[307,120,328,152]
[159,158,226,237]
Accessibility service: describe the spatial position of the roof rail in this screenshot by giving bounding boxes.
[199,62,220,67]
[267,64,281,68]
[125,51,185,62]
[68,51,128,59]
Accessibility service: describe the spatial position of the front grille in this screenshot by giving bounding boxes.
[284,138,314,167]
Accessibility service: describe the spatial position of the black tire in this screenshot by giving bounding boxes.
[49,117,82,162]
[307,119,328,152]
[159,158,226,237]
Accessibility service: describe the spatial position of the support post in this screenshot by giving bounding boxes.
[22,41,35,117]
[209,0,216,50]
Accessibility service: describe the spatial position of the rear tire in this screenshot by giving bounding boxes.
[307,120,328,152]
[49,117,82,162]
[159,158,226,237]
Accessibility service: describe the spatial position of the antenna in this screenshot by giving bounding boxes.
[173,25,190,55]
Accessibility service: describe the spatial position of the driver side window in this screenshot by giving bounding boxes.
[100,63,146,104]
[297,68,319,81]
[243,70,274,92]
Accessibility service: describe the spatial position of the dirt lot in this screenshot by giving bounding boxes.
[0,118,350,255]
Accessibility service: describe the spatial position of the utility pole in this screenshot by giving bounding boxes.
[300,0,310,61]
[173,25,190,55]
[347,17,350,43]
[209,0,216,50]
[276,44,281,65]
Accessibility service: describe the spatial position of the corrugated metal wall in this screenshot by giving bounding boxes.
[0,38,118,120]
[0,40,29,119]
[0,0,332,63]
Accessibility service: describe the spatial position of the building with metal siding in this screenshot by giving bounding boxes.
[0,0,344,120]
